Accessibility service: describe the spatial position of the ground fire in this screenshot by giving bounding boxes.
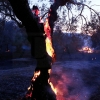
[78,46,94,53]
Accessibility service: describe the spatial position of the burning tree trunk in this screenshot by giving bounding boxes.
[3,0,100,99]
[24,69,56,100]
[7,0,56,100]
[7,0,76,99]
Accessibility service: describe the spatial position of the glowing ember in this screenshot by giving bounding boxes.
[78,46,94,53]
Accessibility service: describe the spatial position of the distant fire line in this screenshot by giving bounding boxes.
[78,46,94,53]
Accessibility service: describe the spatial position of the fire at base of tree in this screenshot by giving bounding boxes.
[21,69,56,100]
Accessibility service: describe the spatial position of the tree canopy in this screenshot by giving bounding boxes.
[0,0,100,34]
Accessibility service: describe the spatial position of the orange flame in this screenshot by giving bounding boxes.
[48,69,51,74]
[37,15,57,96]
[46,37,55,58]
[28,71,41,91]
[48,79,57,94]
[31,70,41,82]
[48,69,57,95]
[78,46,94,53]
[43,16,57,95]
[44,18,55,60]
[28,69,58,95]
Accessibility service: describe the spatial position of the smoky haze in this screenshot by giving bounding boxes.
[50,61,100,100]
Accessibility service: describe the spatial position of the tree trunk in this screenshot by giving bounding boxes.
[8,0,40,33]
[8,0,51,69]
[7,1,57,100]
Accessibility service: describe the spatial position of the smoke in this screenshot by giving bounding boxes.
[83,36,92,48]
[50,63,92,100]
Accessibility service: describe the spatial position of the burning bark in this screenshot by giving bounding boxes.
[45,0,75,62]
[44,18,56,62]
[43,0,74,62]
[23,14,57,100]
[22,69,56,100]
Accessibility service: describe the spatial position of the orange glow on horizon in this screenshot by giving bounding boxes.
[78,46,94,53]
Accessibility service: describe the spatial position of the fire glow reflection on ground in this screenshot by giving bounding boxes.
[49,65,91,100]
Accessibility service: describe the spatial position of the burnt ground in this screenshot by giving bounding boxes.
[0,54,100,100]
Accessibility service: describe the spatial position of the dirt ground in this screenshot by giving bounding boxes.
[0,59,100,100]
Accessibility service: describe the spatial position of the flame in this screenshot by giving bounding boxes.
[28,69,58,95]
[30,13,56,97]
[46,37,55,58]
[44,18,55,60]
[78,46,94,53]
[31,70,41,82]
[27,71,41,91]
[48,79,57,94]
[48,69,51,74]
[48,69,57,95]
